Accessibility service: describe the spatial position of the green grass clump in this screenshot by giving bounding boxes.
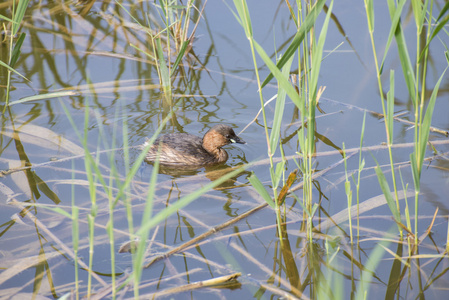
[233,0,335,245]
[115,0,201,103]
[59,94,247,298]
[364,0,449,247]
[0,0,30,109]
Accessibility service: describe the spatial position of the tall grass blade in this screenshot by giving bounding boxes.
[71,159,80,299]
[375,166,401,228]
[232,0,252,38]
[249,172,275,208]
[130,43,156,60]
[416,68,447,168]
[269,56,294,152]
[365,0,374,32]
[309,0,333,98]
[9,32,26,68]
[437,2,449,21]
[158,0,168,21]
[343,143,353,243]
[386,71,395,145]
[261,0,326,88]
[380,0,407,74]
[272,161,285,192]
[410,0,426,31]
[71,205,79,298]
[355,111,367,238]
[252,39,301,108]
[155,37,171,90]
[12,0,30,35]
[133,153,160,298]
[0,60,27,81]
[386,0,416,102]
[0,14,14,23]
[418,14,449,62]
[170,40,189,77]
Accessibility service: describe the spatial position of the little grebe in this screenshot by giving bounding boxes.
[144,124,246,166]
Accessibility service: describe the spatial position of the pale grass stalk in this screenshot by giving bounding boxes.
[363,0,402,239]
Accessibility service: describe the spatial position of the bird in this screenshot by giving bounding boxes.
[143,124,246,167]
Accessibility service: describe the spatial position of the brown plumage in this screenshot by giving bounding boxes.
[143,124,245,166]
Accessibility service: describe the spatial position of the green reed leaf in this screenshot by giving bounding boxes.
[133,143,160,294]
[386,0,416,102]
[12,0,30,35]
[417,68,447,167]
[437,2,449,21]
[396,44,415,105]
[158,0,168,25]
[130,43,156,60]
[252,39,302,109]
[366,0,374,32]
[386,70,395,145]
[261,0,326,88]
[345,181,352,198]
[410,0,426,31]
[297,127,305,157]
[0,60,27,81]
[310,0,333,99]
[418,13,449,63]
[170,40,189,77]
[269,55,294,152]
[375,166,400,225]
[273,161,285,191]
[0,14,14,23]
[296,198,318,219]
[9,32,26,68]
[233,0,252,38]
[155,37,170,90]
[380,0,407,74]
[72,206,79,250]
[410,152,420,192]
[249,172,275,208]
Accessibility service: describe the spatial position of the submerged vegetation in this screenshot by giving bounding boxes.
[0,0,449,299]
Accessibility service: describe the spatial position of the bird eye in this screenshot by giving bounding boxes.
[226,134,231,139]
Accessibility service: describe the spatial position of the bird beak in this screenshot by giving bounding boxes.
[231,136,246,144]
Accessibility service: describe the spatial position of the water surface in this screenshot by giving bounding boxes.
[1,0,448,298]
